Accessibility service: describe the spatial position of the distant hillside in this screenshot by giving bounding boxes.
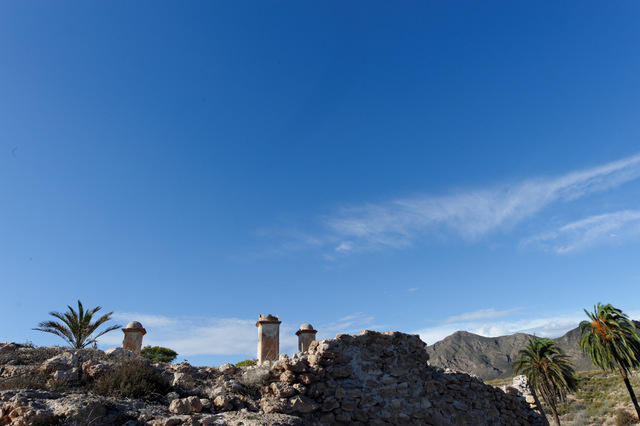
[426,326,596,381]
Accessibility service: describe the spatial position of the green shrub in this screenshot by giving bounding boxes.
[140,345,178,363]
[92,358,169,401]
[235,359,257,367]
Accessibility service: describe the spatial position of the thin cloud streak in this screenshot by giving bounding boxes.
[326,153,640,252]
[315,313,376,340]
[442,308,519,324]
[526,210,640,254]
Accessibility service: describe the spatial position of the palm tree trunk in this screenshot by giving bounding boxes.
[619,367,640,419]
[543,393,560,426]
[550,405,561,426]
[530,388,551,426]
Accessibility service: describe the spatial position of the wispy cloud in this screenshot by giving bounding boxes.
[325,153,640,253]
[526,210,640,254]
[102,313,298,358]
[416,308,584,345]
[442,308,519,324]
[315,312,376,339]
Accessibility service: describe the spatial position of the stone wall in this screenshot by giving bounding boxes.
[258,330,547,425]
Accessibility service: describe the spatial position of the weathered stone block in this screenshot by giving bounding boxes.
[186,396,202,413]
[286,395,320,414]
[269,382,296,398]
[321,396,339,412]
[279,370,296,384]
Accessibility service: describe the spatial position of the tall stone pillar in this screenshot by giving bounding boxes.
[122,321,146,355]
[256,314,281,363]
[296,323,317,353]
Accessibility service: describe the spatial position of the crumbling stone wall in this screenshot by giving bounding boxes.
[259,330,546,425]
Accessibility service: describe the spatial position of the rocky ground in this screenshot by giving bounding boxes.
[1,331,546,425]
[0,343,306,425]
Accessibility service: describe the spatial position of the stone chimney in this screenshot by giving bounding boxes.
[256,314,281,363]
[296,323,317,353]
[122,321,146,355]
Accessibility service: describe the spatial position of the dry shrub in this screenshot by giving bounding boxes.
[616,409,639,426]
[239,367,271,395]
[0,346,64,366]
[0,369,50,391]
[92,358,169,402]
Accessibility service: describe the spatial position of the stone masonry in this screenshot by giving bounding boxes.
[259,330,547,425]
[295,323,317,353]
[121,321,146,356]
[256,314,281,364]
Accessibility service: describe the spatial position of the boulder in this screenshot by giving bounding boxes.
[104,347,136,358]
[168,398,191,415]
[218,363,236,375]
[39,353,77,374]
[171,372,194,388]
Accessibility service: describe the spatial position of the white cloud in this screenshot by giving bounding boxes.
[626,310,640,321]
[325,153,640,252]
[99,312,379,359]
[112,313,179,328]
[417,324,470,346]
[335,241,354,253]
[526,210,640,254]
[415,309,585,345]
[100,313,298,358]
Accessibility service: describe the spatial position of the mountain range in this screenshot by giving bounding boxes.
[425,325,598,381]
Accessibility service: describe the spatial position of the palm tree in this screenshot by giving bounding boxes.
[33,300,121,349]
[580,303,640,419]
[513,336,578,426]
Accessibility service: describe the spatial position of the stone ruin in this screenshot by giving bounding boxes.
[296,323,317,353]
[0,315,548,425]
[255,314,318,363]
[121,321,146,355]
[1,329,547,425]
[118,314,318,363]
[256,330,546,425]
[256,314,282,364]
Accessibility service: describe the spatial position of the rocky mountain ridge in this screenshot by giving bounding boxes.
[426,322,640,381]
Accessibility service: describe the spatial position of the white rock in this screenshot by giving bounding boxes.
[104,347,136,357]
[218,363,236,375]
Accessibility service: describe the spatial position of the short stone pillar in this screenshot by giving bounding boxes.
[296,323,317,353]
[256,314,281,363]
[122,321,146,355]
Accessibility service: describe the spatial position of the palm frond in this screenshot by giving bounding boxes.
[513,336,578,421]
[33,300,122,349]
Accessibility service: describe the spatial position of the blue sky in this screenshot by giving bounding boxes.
[2,1,640,366]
